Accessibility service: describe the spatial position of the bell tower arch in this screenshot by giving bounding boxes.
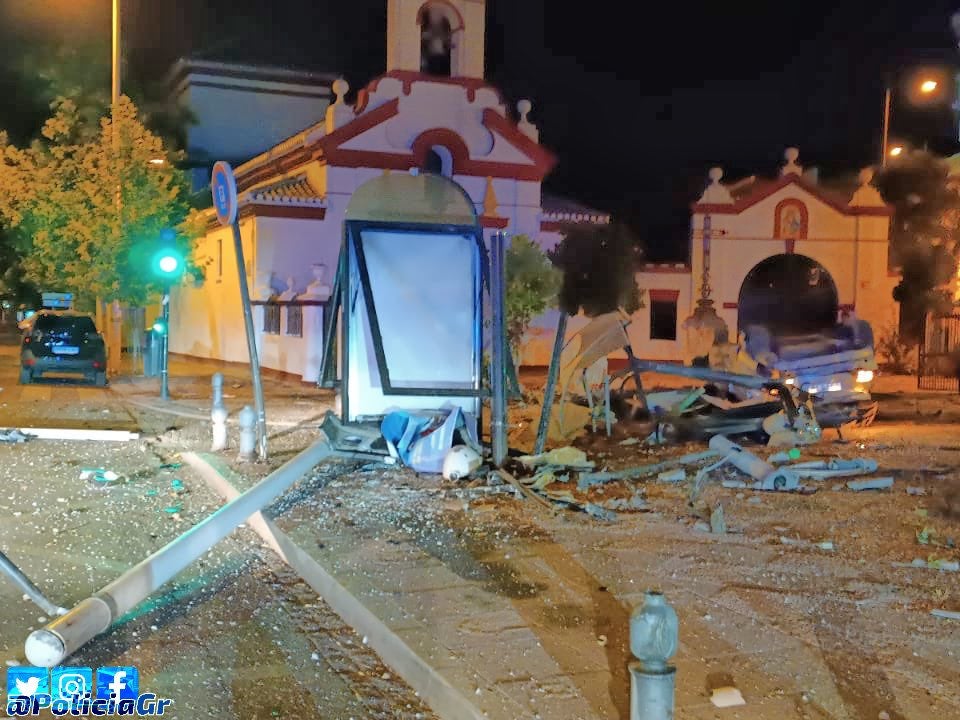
[387,0,486,78]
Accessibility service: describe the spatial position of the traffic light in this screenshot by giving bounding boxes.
[151,230,185,281]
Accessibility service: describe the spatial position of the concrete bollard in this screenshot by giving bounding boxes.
[630,590,678,720]
[211,373,228,452]
[238,405,256,462]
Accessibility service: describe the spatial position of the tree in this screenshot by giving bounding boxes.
[875,151,960,340]
[504,234,561,352]
[547,222,644,317]
[0,96,198,309]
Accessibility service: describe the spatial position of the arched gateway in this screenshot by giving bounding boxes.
[737,254,839,335]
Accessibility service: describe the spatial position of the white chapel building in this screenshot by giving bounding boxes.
[170,0,609,380]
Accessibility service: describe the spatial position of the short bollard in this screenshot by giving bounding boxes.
[630,590,678,720]
[238,405,256,462]
[211,373,228,452]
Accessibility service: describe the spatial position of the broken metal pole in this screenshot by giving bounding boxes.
[24,438,334,668]
[490,230,507,467]
[578,450,721,490]
[0,550,67,618]
[534,313,567,455]
[708,435,799,490]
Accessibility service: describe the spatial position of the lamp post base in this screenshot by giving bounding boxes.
[630,662,676,720]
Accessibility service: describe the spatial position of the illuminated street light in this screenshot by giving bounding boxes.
[882,75,944,167]
[889,145,904,157]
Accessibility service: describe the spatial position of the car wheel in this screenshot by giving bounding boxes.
[19,367,32,385]
[94,371,107,387]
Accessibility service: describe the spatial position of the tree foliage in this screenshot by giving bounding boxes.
[504,234,561,351]
[547,222,644,317]
[0,96,200,308]
[875,151,960,339]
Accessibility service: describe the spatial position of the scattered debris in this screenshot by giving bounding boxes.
[0,429,34,443]
[768,448,801,464]
[710,504,727,534]
[710,686,746,708]
[787,458,879,479]
[847,477,894,492]
[518,446,593,470]
[584,503,617,522]
[80,468,122,486]
[618,437,640,446]
[578,450,719,490]
[907,486,927,496]
[892,558,960,572]
[930,609,960,621]
[779,537,834,551]
[657,468,686,484]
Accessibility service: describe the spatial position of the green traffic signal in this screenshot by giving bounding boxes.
[151,238,184,280]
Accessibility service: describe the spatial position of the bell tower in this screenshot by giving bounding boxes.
[386,0,486,79]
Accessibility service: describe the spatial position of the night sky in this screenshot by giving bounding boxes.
[1,1,959,260]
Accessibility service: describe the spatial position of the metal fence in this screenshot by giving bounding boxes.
[918,314,960,391]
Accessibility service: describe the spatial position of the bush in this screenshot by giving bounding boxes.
[505,234,561,353]
[876,325,917,374]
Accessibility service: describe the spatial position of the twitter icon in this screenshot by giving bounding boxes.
[6,667,49,697]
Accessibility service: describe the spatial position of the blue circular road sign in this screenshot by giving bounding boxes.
[211,161,238,227]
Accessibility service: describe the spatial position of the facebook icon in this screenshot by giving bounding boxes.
[95,667,139,702]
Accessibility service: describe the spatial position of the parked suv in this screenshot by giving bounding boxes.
[20,311,107,386]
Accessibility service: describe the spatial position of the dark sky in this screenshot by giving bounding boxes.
[1,1,959,259]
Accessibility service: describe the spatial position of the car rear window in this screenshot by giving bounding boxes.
[35,315,97,334]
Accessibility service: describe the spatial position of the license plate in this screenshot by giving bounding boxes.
[53,346,79,355]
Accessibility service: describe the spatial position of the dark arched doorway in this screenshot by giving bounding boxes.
[738,254,838,335]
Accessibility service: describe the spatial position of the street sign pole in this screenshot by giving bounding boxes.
[212,161,268,461]
[160,287,170,401]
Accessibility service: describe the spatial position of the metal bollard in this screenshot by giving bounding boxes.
[630,590,678,720]
[211,373,228,452]
[238,405,256,462]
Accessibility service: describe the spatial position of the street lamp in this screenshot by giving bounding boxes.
[882,74,942,167]
[889,145,904,157]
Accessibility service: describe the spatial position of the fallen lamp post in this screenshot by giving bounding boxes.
[24,438,334,667]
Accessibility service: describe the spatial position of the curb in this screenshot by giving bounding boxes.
[119,396,320,429]
[181,452,487,720]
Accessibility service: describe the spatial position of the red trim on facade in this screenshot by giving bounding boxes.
[411,128,471,168]
[237,99,401,191]
[773,198,809,251]
[691,174,893,217]
[481,108,557,175]
[722,302,738,309]
[365,70,497,100]
[480,216,509,229]
[649,289,681,303]
[415,1,466,32]
[241,205,327,221]
[640,265,692,274]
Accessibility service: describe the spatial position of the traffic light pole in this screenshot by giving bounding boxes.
[160,287,170,401]
[231,222,268,461]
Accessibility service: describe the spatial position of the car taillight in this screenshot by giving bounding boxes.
[93,361,101,369]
